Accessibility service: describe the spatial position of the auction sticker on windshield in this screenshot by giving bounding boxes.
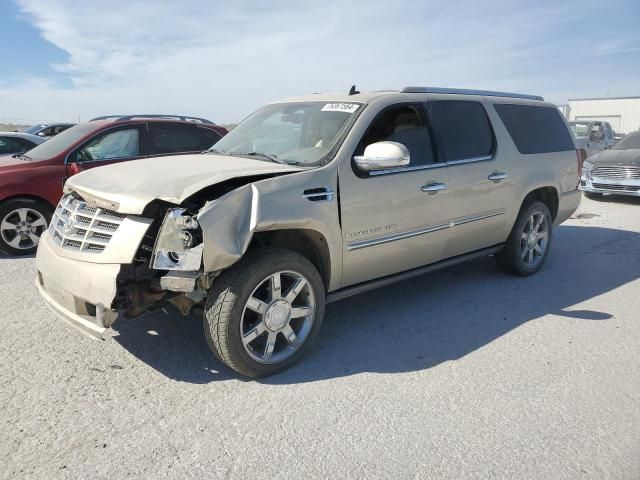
[321,103,359,113]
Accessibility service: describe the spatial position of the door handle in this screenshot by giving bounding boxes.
[421,182,448,194]
[488,172,507,183]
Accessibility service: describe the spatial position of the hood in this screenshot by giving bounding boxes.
[0,155,39,172]
[65,153,304,214]
[587,149,640,166]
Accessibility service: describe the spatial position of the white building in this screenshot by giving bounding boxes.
[564,96,640,135]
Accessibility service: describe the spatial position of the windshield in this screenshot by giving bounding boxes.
[612,131,640,150]
[208,101,363,166]
[25,123,98,160]
[24,124,47,134]
[568,122,591,137]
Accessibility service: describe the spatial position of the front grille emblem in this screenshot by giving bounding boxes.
[63,214,77,234]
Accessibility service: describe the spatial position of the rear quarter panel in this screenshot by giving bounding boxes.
[0,159,66,207]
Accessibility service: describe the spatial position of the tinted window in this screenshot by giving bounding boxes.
[429,101,494,161]
[76,128,140,162]
[494,104,575,154]
[149,124,219,154]
[613,131,640,150]
[0,137,23,154]
[358,105,435,168]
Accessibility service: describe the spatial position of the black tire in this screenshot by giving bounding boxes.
[204,247,326,378]
[496,201,553,276]
[584,192,603,200]
[0,198,52,256]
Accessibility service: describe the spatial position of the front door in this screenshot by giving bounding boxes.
[66,125,146,177]
[339,103,451,287]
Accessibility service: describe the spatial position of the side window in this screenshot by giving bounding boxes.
[148,124,215,154]
[0,137,19,154]
[356,105,435,168]
[76,128,140,162]
[428,101,494,162]
[493,104,575,154]
[14,138,35,152]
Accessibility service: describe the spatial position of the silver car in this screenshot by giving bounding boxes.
[35,87,582,377]
[0,132,46,157]
[580,130,640,197]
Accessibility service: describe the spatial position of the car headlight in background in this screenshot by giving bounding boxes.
[152,208,203,271]
[582,161,593,178]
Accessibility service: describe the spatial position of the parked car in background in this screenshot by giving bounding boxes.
[580,130,640,198]
[0,115,227,255]
[0,132,46,157]
[568,120,616,157]
[34,87,581,377]
[24,123,76,138]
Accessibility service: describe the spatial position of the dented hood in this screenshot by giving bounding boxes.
[65,153,303,214]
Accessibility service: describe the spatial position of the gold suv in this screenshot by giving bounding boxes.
[35,87,582,377]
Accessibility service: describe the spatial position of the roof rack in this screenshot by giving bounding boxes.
[401,87,544,102]
[90,114,215,124]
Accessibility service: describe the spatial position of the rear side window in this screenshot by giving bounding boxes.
[149,124,219,154]
[428,101,494,162]
[494,104,574,154]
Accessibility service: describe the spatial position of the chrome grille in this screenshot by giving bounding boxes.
[592,183,640,193]
[48,194,126,254]
[591,165,640,180]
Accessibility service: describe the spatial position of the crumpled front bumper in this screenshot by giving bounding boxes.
[35,232,121,339]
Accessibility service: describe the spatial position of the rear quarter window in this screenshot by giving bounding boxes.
[493,104,574,154]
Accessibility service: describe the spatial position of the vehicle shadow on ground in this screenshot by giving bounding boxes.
[0,252,35,259]
[588,194,640,206]
[112,225,637,384]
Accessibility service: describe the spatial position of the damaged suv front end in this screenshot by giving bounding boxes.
[35,99,356,341]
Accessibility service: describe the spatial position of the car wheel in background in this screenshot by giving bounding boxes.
[0,198,52,256]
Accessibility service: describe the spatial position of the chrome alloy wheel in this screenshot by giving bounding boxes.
[0,208,48,251]
[241,270,316,364]
[520,211,548,268]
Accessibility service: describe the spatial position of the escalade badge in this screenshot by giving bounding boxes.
[63,214,77,234]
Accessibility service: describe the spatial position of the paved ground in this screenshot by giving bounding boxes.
[1,195,639,480]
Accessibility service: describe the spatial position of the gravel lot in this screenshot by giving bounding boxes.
[1,195,639,480]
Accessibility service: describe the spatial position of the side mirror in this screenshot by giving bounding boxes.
[353,141,410,172]
[37,132,46,137]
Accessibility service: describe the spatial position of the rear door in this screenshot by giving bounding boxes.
[146,123,222,156]
[427,99,513,258]
[66,125,146,177]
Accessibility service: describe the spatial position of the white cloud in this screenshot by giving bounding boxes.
[2,0,639,123]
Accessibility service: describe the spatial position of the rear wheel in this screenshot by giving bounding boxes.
[0,198,52,256]
[496,201,552,276]
[203,248,325,378]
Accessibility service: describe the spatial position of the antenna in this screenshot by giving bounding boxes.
[348,85,360,96]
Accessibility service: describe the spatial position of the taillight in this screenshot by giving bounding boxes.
[576,149,587,186]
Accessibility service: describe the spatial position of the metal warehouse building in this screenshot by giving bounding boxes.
[564,96,640,135]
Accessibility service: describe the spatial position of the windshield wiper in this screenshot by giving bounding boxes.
[244,152,301,166]
[12,153,32,161]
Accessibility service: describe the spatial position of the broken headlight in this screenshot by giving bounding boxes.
[152,209,203,271]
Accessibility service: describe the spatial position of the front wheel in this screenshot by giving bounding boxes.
[204,248,325,378]
[496,201,552,276]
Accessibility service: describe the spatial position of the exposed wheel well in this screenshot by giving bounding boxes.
[249,229,331,289]
[521,187,558,220]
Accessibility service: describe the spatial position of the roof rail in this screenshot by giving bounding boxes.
[90,114,215,124]
[401,87,544,102]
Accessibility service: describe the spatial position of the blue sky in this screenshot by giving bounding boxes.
[1,0,639,124]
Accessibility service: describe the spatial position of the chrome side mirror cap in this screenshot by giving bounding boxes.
[353,141,410,172]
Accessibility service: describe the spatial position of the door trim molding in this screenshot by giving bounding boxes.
[345,209,505,251]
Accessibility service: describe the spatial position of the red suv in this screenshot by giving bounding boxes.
[0,115,227,256]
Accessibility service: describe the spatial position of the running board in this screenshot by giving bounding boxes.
[326,245,504,303]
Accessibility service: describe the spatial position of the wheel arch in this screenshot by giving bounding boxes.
[250,229,332,290]
[518,185,559,221]
[0,193,55,210]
